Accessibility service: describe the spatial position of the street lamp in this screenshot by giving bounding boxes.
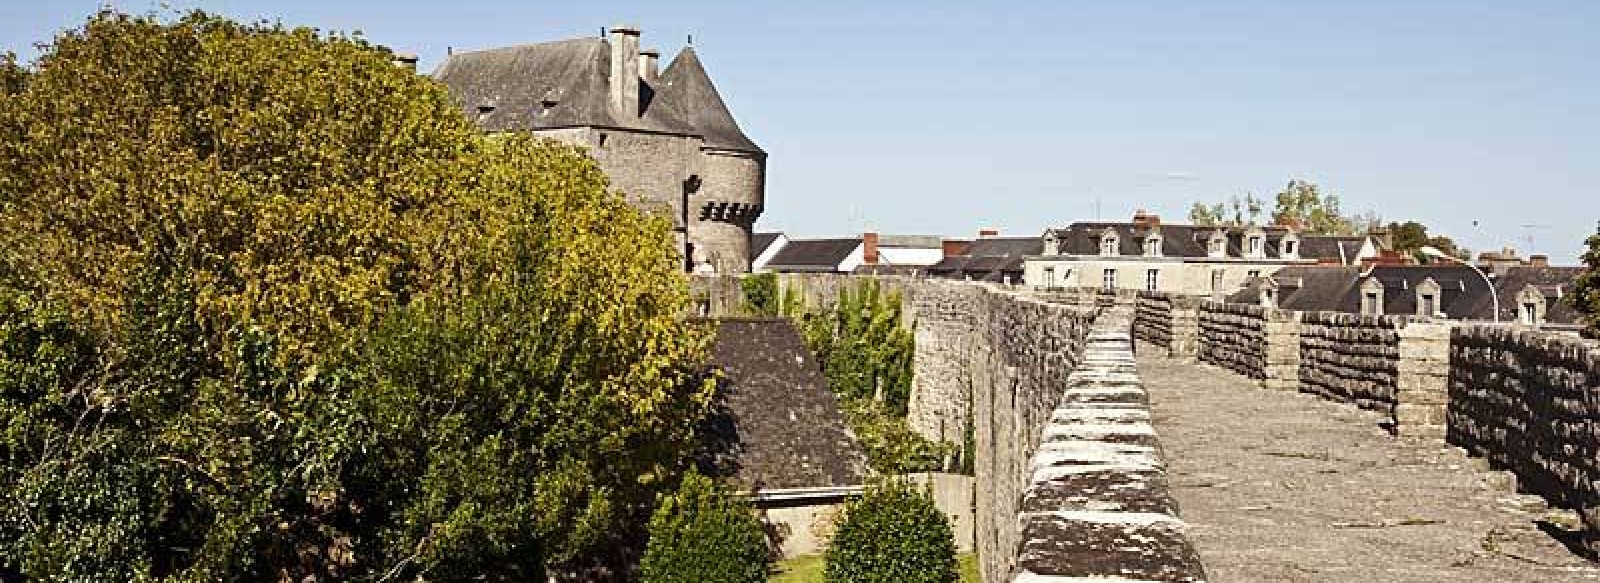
[1419,246,1499,323]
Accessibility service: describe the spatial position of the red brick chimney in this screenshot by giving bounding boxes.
[978,229,999,238]
[1132,209,1161,228]
[862,232,879,265]
[943,239,973,258]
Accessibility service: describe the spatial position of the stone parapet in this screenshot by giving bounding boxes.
[1448,325,1600,552]
[1011,308,1207,582]
[1296,311,1408,414]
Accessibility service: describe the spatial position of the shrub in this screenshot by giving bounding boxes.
[741,272,780,316]
[639,471,769,583]
[824,479,956,583]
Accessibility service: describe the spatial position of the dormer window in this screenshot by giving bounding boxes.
[1516,285,1547,326]
[1043,231,1060,256]
[1099,230,1119,256]
[1282,238,1299,258]
[1144,236,1161,257]
[1361,278,1385,315]
[1416,277,1442,317]
[1207,231,1227,257]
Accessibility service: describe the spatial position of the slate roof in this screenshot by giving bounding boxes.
[656,48,763,154]
[1227,266,1363,311]
[697,318,867,490]
[750,232,783,263]
[926,237,1037,282]
[433,38,762,154]
[764,238,860,272]
[1468,266,1586,323]
[1228,265,1584,324]
[1045,222,1370,264]
[1297,236,1368,264]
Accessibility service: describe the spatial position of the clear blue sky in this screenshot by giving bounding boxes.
[4,1,1597,261]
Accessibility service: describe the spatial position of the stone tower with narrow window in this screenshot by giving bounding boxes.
[433,25,766,274]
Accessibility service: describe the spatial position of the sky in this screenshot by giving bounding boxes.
[3,1,1597,261]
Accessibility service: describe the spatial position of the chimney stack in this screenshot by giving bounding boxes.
[608,24,641,117]
[863,232,879,265]
[978,229,999,238]
[1132,209,1160,229]
[1530,254,1549,267]
[392,52,419,71]
[638,48,660,83]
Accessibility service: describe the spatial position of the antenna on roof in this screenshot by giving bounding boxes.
[446,46,453,56]
[600,27,606,38]
[687,33,694,46]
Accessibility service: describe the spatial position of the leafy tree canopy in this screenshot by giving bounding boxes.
[0,10,714,581]
[1569,224,1600,338]
[1189,180,1377,236]
[1383,220,1468,263]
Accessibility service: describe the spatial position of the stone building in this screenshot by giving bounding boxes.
[434,25,765,273]
[1022,211,1380,296]
[926,236,1041,283]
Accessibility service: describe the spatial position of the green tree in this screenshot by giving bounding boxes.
[1187,194,1263,227]
[1570,224,1600,338]
[824,479,956,583]
[1270,179,1359,235]
[1384,221,1466,262]
[638,471,769,583]
[1,10,714,580]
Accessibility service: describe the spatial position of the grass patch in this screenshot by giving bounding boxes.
[769,553,981,582]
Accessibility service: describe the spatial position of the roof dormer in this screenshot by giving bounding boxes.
[1415,277,1442,317]
[1142,227,1163,258]
[1279,230,1301,260]
[1099,227,1120,257]
[1360,277,1385,315]
[1042,229,1061,256]
[1243,226,1267,259]
[1206,229,1228,258]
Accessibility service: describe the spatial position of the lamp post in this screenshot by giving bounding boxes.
[1420,246,1499,323]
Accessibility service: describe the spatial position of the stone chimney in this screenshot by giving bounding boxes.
[392,52,418,71]
[1529,254,1549,267]
[638,48,660,83]
[862,232,880,265]
[608,25,641,117]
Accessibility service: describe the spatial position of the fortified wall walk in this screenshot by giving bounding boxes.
[1142,352,1600,582]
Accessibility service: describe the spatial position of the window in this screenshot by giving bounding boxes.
[1364,292,1381,315]
[1248,236,1263,256]
[1144,237,1161,257]
[1100,235,1118,256]
[1420,294,1436,317]
[1043,266,1056,289]
[1211,270,1224,291]
[1283,240,1297,256]
[1209,237,1225,256]
[1522,302,1538,325]
[1263,287,1277,308]
[1247,270,1261,279]
[1145,269,1159,291]
[1043,234,1060,256]
[1102,268,1117,290]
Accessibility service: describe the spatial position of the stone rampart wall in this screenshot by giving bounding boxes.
[1298,311,1407,411]
[1134,291,1175,348]
[1010,307,1207,582]
[1448,326,1600,547]
[1198,301,1270,379]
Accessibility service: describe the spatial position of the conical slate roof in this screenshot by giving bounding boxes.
[657,48,764,154]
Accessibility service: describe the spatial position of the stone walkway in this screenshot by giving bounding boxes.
[1139,349,1600,582]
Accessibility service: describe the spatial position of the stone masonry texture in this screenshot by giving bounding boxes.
[1012,308,1207,582]
[1143,350,1600,582]
[1449,325,1600,552]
